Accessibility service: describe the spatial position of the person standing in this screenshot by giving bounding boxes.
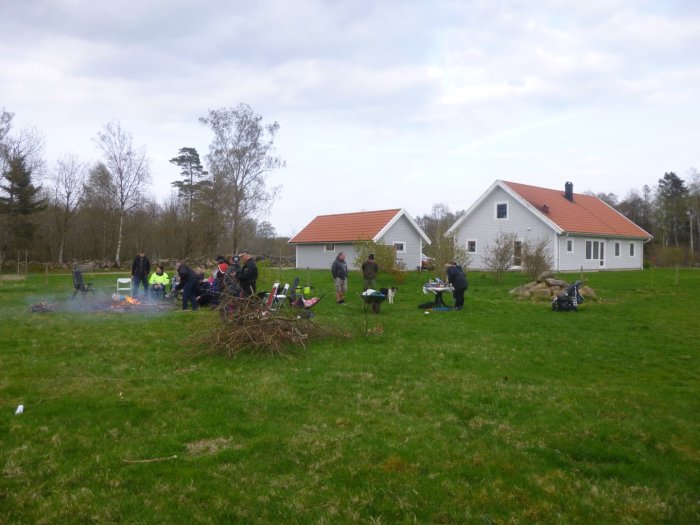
[361,253,379,291]
[131,250,151,296]
[331,252,348,304]
[237,250,258,297]
[445,262,468,310]
[176,260,199,311]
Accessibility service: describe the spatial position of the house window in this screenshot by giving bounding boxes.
[614,242,620,257]
[495,202,509,219]
[585,240,605,266]
[324,243,335,253]
[630,243,635,257]
[566,239,573,253]
[513,240,523,266]
[467,240,477,254]
[393,241,406,253]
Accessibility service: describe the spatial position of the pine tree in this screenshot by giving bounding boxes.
[169,147,208,256]
[0,152,46,252]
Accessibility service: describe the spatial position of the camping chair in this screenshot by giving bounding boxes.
[264,282,280,307]
[72,270,94,298]
[116,277,132,296]
[287,277,324,317]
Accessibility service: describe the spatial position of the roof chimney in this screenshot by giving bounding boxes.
[564,181,574,202]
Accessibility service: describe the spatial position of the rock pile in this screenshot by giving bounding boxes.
[509,271,597,301]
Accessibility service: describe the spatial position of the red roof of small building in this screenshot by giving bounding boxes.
[502,181,651,238]
[289,209,403,243]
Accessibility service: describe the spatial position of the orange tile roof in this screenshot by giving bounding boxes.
[289,209,402,243]
[502,181,651,238]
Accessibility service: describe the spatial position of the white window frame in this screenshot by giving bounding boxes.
[466,239,477,254]
[585,239,605,266]
[495,201,509,220]
[323,243,335,253]
[629,242,635,257]
[393,241,406,254]
[614,241,621,257]
[566,238,574,254]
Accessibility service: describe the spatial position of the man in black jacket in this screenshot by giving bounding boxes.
[131,250,151,297]
[445,262,468,310]
[237,250,258,296]
[175,260,200,311]
[331,252,348,304]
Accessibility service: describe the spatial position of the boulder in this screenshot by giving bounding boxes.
[537,270,555,283]
[532,287,553,300]
[580,286,597,299]
[545,278,568,287]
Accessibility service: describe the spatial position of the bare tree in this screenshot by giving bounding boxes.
[482,232,517,282]
[94,121,150,266]
[49,154,86,263]
[199,104,283,252]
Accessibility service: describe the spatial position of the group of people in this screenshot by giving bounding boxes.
[132,247,467,311]
[331,251,468,309]
[129,250,259,311]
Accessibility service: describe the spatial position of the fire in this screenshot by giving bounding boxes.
[111,293,141,307]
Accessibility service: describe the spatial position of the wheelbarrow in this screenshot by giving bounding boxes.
[361,290,387,313]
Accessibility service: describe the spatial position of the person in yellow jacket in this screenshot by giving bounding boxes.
[148,265,170,299]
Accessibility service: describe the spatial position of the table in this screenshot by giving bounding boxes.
[422,285,454,308]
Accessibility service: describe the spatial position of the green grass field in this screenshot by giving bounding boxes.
[1,268,698,524]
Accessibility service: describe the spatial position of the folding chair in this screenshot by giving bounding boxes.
[72,270,94,298]
[116,277,132,296]
[271,283,290,309]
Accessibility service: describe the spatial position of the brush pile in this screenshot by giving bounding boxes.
[202,295,318,357]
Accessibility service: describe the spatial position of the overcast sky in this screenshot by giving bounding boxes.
[1,0,698,236]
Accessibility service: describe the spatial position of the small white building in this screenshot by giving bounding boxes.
[446,180,653,271]
[289,208,431,270]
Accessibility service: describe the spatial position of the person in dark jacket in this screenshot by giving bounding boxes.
[331,252,348,304]
[361,253,379,291]
[131,250,151,297]
[237,250,258,297]
[175,260,200,311]
[445,262,468,310]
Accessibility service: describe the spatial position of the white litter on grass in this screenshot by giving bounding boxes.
[15,404,24,415]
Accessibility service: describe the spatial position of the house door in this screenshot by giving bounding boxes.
[586,240,606,267]
[513,240,523,267]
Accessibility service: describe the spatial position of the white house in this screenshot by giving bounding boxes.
[446,180,653,271]
[289,208,431,270]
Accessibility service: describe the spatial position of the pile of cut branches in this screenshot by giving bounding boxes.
[201,295,318,357]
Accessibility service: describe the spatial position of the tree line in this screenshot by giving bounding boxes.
[0,104,290,269]
[1,102,698,269]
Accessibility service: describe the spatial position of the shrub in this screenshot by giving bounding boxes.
[353,239,397,277]
[521,236,553,280]
[482,232,516,282]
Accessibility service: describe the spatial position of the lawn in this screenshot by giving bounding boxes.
[1,268,698,524]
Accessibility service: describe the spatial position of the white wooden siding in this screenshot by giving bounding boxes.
[295,243,358,270]
[381,215,423,270]
[453,186,556,270]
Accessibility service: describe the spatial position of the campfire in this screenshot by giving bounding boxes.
[111,294,141,308]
